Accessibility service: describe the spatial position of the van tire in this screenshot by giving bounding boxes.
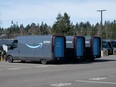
[90,57,95,62]
[7,55,13,63]
[40,59,47,64]
[21,60,25,63]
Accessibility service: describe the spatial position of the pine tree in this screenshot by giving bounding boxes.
[52,13,74,35]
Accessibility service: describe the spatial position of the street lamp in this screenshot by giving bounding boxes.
[97,9,106,38]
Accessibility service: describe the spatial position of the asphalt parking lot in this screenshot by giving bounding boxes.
[0,55,116,87]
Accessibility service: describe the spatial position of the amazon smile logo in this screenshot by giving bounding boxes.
[25,43,43,49]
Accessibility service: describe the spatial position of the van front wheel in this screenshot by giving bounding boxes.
[90,57,95,62]
[7,55,14,63]
[40,59,47,64]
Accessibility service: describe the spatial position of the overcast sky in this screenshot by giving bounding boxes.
[0,0,116,28]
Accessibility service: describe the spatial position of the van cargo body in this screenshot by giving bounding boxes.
[85,36,101,61]
[66,36,86,62]
[66,36,75,61]
[85,36,93,61]
[6,35,66,64]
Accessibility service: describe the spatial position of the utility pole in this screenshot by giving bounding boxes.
[0,13,1,28]
[97,9,106,38]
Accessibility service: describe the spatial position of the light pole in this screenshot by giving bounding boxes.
[97,9,106,38]
[0,13,1,28]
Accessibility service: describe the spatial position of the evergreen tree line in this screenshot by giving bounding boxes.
[0,12,116,39]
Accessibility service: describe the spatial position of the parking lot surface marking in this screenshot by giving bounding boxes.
[50,83,72,87]
[75,80,116,85]
[7,67,22,70]
[89,77,107,81]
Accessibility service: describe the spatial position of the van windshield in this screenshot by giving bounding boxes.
[111,42,116,47]
[9,40,18,50]
[108,42,112,48]
[13,40,18,47]
[102,41,108,48]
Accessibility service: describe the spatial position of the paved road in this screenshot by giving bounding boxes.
[0,55,116,87]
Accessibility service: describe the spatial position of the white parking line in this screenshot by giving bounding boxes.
[7,68,22,70]
[34,65,49,68]
[2,65,55,71]
[89,77,107,81]
[0,64,56,71]
[50,83,72,87]
[109,75,116,77]
[75,80,116,85]
[34,65,56,68]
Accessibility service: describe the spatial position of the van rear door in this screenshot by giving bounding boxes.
[75,36,85,58]
[92,37,101,58]
[54,36,65,58]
